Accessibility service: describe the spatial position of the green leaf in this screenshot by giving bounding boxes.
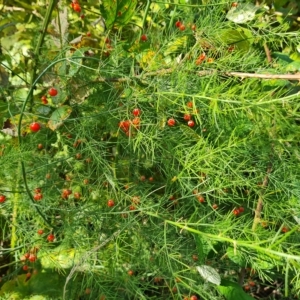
[285,61,300,72]
[48,105,72,131]
[218,29,251,51]
[164,36,189,56]
[217,280,256,300]
[115,0,138,26]
[196,265,221,285]
[40,247,81,269]
[36,105,52,116]
[226,247,246,266]
[226,3,258,24]
[100,0,137,29]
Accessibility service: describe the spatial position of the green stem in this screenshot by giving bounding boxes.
[29,0,58,110]
[10,162,21,251]
[141,0,151,30]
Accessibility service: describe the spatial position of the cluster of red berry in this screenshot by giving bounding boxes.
[167,102,198,128]
[233,206,244,216]
[71,0,81,13]
[33,187,43,201]
[119,108,141,136]
[175,21,196,31]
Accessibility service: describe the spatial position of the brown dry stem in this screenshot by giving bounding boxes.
[252,165,272,231]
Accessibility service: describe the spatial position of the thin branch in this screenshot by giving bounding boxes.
[263,42,272,63]
[227,72,300,80]
[94,67,300,83]
[252,165,272,231]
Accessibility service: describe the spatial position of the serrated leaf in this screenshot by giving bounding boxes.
[226,3,258,24]
[196,265,221,285]
[217,279,255,300]
[48,106,72,131]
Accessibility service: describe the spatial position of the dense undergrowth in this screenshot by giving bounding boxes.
[1,0,300,299]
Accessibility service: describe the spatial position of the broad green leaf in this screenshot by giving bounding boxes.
[48,105,72,131]
[196,265,221,285]
[226,3,259,24]
[217,280,255,300]
[226,247,246,266]
[218,29,251,51]
[115,0,138,26]
[285,61,300,72]
[69,48,85,77]
[100,0,117,29]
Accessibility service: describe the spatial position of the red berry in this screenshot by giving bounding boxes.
[148,177,154,182]
[41,95,48,104]
[140,34,147,42]
[127,270,134,276]
[86,31,91,37]
[37,229,44,235]
[37,143,43,150]
[80,14,85,19]
[119,120,130,132]
[0,195,6,203]
[167,118,176,126]
[191,24,196,31]
[238,206,244,213]
[233,209,240,216]
[179,24,186,31]
[83,179,89,185]
[105,37,111,44]
[107,199,115,207]
[48,87,58,97]
[74,192,81,199]
[33,193,43,201]
[28,254,37,262]
[187,120,195,127]
[47,234,55,242]
[34,188,41,193]
[132,108,141,116]
[175,21,182,28]
[26,272,31,279]
[24,253,30,259]
[231,2,238,7]
[22,265,29,271]
[183,114,192,121]
[186,101,193,108]
[212,204,218,209]
[73,3,81,12]
[190,296,198,300]
[197,195,205,203]
[192,254,198,261]
[63,189,72,196]
[30,122,41,132]
[129,205,136,211]
[131,117,140,128]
